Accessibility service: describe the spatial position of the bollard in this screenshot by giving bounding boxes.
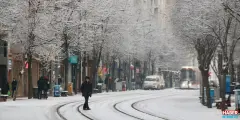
[210,88,215,104]
[54,85,60,97]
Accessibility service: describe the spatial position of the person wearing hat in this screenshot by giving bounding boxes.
[80,76,92,110]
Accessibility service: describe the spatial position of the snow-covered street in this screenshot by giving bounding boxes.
[0,89,231,120]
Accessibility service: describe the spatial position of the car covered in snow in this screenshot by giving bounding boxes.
[143,75,165,90]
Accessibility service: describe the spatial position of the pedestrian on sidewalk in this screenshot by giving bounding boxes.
[11,78,17,98]
[81,76,92,110]
[37,77,45,99]
[43,76,50,99]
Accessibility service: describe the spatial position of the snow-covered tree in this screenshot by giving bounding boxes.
[171,0,223,108]
[0,0,60,99]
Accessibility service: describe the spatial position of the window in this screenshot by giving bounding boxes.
[145,78,156,81]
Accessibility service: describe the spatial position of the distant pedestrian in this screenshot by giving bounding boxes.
[37,77,45,99]
[81,76,92,110]
[43,76,50,99]
[11,78,17,97]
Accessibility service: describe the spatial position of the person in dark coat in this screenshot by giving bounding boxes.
[81,76,92,110]
[37,77,45,99]
[11,78,17,97]
[43,76,50,99]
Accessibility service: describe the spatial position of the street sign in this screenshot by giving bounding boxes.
[69,56,78,64]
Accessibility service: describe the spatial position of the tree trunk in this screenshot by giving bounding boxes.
[201,71,207,105]
[218,53,223,86]
[118,59,121,79]
[221,73,227,111]
[111,58,115,91]
[134,59,136,80]
[123,61,126,79]
[92,47,103,91]
[201,80,205,105]
[78,52,81,92]
[151,61,154,75]
[28,54,33,99]
[202,70,212,108]
[144,61,147,76]
[92,48,97,91]
[128,57,131,90]
[49,61,52,95]
[229,61,235,83]
[64,58,68,91]
[148,59,151,75]
[134,60,137,89]
[237,63,240,83]
[64,38,69,91]
[82,52,86,86]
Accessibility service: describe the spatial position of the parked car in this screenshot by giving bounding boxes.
[143,75,165,90]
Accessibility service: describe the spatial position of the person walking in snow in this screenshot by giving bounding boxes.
[81,76,92,110]
[43,76,50,99]
[37,77,45,99]
[11,78,17,97]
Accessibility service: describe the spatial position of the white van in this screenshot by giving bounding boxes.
[143,75,165,90]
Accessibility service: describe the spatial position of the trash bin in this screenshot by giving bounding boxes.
[210,88,214,104]
[54,85,60,97]
[33,87,38,99]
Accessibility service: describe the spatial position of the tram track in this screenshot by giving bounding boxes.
[113,94,179,120]
[131,95,185,120]
[56,101,80,120]
[56,92,149,120]
[56,90,178,120]
[76,93,151,120]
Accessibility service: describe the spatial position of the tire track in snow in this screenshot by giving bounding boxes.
[132,95,185,120]
[76,93,149,120]
[57,101,81,120]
